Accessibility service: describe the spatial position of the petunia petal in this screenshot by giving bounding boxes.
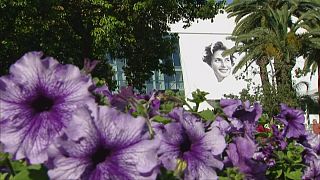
[235,136,256,159]
[64,105,98,141]
[9,52,47,83]
[96,106,147,148]
[120,138,160,175]
[0,112,64,164]
[220,99,242,117]
[202,127,226,155]
[48,157,90,180]
[184,153,218,180]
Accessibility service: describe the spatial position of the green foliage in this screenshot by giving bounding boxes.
[298,94,319,114]
[12,165,49,180]
[152,115,171,124]
[156,167,179,180]
[91,60,117,91]
[261,84,299,116]
[159,101,176,114]
[266,141,305,180]
[187,89,209,112]
[197,109,215,121]
[297,7,320,115]
[0,152,49,180]
[219,167,245,180]
[92,78,110,105]
[0,0,225,90]
[157,90,185,114]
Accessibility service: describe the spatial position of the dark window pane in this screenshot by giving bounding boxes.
[173,51,181,66]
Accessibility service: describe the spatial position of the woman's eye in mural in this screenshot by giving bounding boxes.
[214,58,223,63]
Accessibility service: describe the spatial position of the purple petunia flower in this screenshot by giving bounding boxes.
[226,136,267,179]
[149,96,161,117]
[167,107,183,121]
[0,52,94,164]
[302,132,320,163]
[275,104,305,138]
[229,118,244,131]
[110,86,134,111]
[92,85,112,100]
[303,158,320,180]
[220,99,262,138]
[271,125,287,150]
[253,144,276,168]
[48,105,159,180]
[211,116,230,136]
[140,91,160,118]
[306,133,320,155]
[157,108,226,179]
[220,99,262,124]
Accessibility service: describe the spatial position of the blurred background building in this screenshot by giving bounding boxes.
[108,46,184,93]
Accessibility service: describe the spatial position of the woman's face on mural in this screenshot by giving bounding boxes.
[211,50,232,82]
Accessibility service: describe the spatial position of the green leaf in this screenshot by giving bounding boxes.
[293,156,302,163]
[0,152,8,160]
[296,146,304,154]
[206,99,220,109]
[198,110,215,121]
[0,173,11,180]
[188,89,209,104]
[27,164,41,170]
[152,115,171,124]
[276,169,283,178]
[28,168,49,180]
[157,168,179,180]
[136,104,147,117]
[13,170,31,180]
[276,151,285,160]
[13,166,49,180]
[219,167,245,180]
[11,161,27,174]
[219,177,229,180]
[285,170,302,180]
[287,151,294,161]
[160,102,175,113]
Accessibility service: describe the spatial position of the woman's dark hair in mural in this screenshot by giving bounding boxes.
[202,41,235,66]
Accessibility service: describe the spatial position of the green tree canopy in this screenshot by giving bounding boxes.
[0,0,225,90]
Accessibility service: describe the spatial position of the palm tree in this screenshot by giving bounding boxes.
[225,0,320,115]
[226,3,298,109]
[225,0,277,99]
[295,8,320,117]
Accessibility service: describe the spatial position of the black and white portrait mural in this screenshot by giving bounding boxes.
[202,41,235,83]
[170,13,249,110]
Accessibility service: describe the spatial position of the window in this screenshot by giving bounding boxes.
[173,51,181,66]
[164,74,175,82]
[175,71,183,82]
